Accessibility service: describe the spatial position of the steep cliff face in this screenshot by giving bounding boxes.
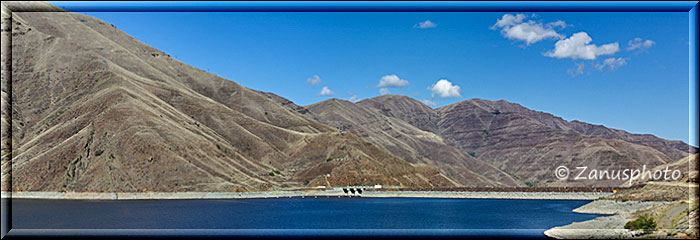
[2,2,454,192]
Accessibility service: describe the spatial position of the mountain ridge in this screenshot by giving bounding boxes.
[305,97,520,187]
[2,2,455,191]
[363,94,696,154]
[358,94,696,186]
[2,2,696,191]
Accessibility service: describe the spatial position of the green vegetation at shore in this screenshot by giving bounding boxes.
[624,214,657,232]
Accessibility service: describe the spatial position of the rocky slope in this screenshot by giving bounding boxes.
[360,95,697,187]
[609,154,699,201]
[1,2,454,192]
[305,98,518,187]
[2,2,695,192]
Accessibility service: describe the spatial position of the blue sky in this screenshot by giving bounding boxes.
[48,4,693,145]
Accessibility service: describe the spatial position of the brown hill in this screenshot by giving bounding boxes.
[305,98,519,187]
[360,95,697,187]
[359,95,440,133]
[607,154,698,202]
[1,2,453,192]
[627,153,699,186]
[2,2,695,191]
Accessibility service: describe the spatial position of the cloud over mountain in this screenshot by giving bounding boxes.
[429,79,461,98]
[545,32,619,60]
[421,99,437,107]
[377,74,409,88]
[347,92,360,102]
[306,75,322,85]
[319,86,334,96]
[379,88,391,95]
[491,13,565,46]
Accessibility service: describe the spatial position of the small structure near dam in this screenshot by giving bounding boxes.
[341,186,376,197]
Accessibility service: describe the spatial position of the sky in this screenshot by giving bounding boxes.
[48,3,694,145]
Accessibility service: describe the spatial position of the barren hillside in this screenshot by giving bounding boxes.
[306,98,518,187]
[360,95,697,187]
[1,2,454,192]
[2,2,695,191]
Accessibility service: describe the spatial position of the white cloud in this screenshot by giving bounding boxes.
[595,57,627,71]
[306,75,321,85]
[319,86,334,96]
[379,88,391,95]
[492,13,527,28]
[491,14,564,46]
[567,62,585,76]
[547,20,570,29]
[348,92,360,102]
[422,99,437,107]
[377,74,409,88]
[544,32,619,60]
[414,20,437,29]
[627,37,655,51]
[503,22,563,45]
[429,79,461,98]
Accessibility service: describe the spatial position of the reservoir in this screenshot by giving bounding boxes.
[8,197,604,237]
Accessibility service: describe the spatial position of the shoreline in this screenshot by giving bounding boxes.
[1,190,611,200]
[543,200,669,239]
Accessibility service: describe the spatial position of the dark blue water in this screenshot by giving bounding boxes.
[8,197,604,237]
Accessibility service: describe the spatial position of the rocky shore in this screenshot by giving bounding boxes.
[545,180,699,239]
[544,200,668,239]
[1,190,611,200]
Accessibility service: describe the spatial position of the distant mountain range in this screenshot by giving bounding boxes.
[356,95,696,187]
[1,2,696,192]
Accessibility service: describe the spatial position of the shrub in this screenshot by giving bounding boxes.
[468,152,477,158]
[94,150,104,156]
[326,157,333,162]
[624,214,657,231]
[524,181,539,187]
[268,171,275,176]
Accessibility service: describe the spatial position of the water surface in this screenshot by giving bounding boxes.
[9,197,604,237]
